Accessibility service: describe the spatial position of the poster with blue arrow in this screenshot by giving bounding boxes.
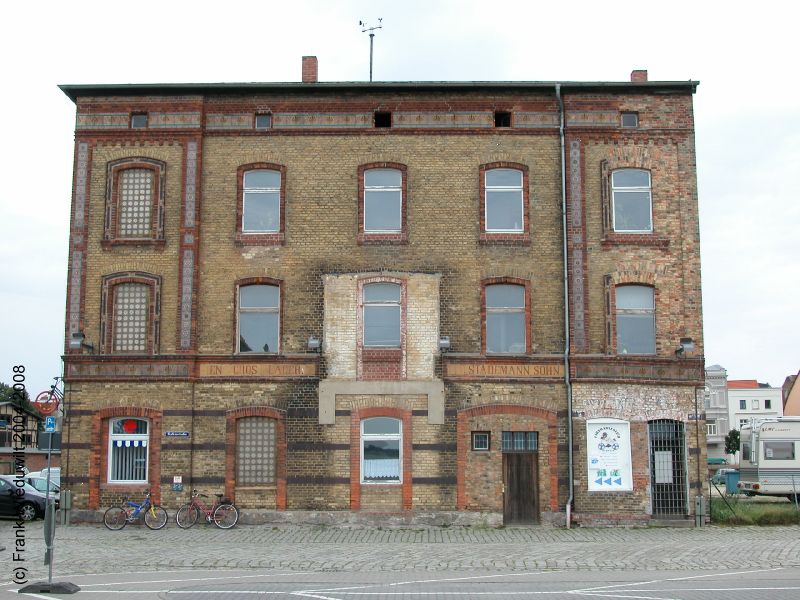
[587,418,632,492]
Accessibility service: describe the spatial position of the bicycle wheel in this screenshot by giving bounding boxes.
[144,504,168,530]
[103,506,128,530]
[212,503,239,529]
[175,504,199,529]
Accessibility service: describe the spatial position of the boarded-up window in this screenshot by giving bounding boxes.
[236,417,276,485]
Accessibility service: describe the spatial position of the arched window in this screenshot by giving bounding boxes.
[108,418,149,483]
[363,282,401,347]
[611,169,652,232]
[615,285,655,354]
[361,417,402,483]
[485,283,527,353]
[238,283,280,353]
[104,158,165,245]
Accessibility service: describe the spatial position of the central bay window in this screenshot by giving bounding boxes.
[485,168,523,232]
[611,169,652,232]
[363,282,401,347]
[484,282,528,354]
[108,418,149,483]
[615,285,656,354]
[364,168,402,232]
[236,163,286,244]
[361,417,402,483]
[238,282,280,353]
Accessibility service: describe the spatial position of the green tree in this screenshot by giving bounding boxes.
[724,428,740,455]
[0,382,34,412]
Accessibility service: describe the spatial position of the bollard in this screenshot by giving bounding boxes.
[694,495,705,527]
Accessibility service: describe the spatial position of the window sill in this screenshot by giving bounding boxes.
[357,232,408,245]
[235,232,285,246]
[601,234,669,248]
[101,239,166,249]
[479,232,531,246]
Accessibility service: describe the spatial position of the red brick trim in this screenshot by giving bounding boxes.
[102,158,166,247]
[478,162,531,245]
[456,404,558,512]
[233,277,283,354]
[357,276,406,380]
[357,162,408,245]
[224,406,287,509]
[100,272,161,355]
[88,406,162,509]
[480,277,532,355]
[235,162,286,246]
[349,406,412,510]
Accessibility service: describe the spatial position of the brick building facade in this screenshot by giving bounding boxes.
[59,58,704,526]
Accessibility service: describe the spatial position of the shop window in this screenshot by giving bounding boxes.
[361,417,402,483]
[615,285,655,355]
[238,283,280,353]
[108,418,149,483]
[501,431,538,452]
[236,417,276,484]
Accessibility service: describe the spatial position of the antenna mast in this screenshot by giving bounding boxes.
[359,18,383,82]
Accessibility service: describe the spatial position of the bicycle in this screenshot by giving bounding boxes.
[175,489,239,529]
[103,490,168,530]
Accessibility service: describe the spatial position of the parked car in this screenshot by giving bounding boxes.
[27,467,60,487]
[711,468,737,485]
[25,476,60,503]
[0,474,49,521]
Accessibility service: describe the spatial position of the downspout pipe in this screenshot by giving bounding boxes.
[556,83,575,528]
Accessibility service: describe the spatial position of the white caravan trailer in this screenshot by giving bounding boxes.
[738,417,800,500]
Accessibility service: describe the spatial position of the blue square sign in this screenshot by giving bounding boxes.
[44,416,57,433]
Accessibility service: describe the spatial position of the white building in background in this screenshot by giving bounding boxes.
[704,365,729,461]
[727,379,783,434]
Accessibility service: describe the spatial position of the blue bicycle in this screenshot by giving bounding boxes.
[103,490,168,530]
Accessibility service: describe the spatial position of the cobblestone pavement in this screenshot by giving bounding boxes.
[2,520,800,583]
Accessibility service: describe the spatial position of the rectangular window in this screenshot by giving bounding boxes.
[616,285,655,355]
[765,399,772,410]
[364,169,402,232]
[255,114,272,129]
[742,441,752,461]
[238,284,280,353]
[739,399,747,410]
[621,112,639,128]
[113,283,149,353]
[242,170,281,232]
[494,111,511,127]
[501,431,538,452]
[374,112,391,128]
[739,419,748,429]
[485,284,526,354]
[485,168,524,232]
[764,441,795,461]
[752,399,759,410]
[108,418,148,483]
[706,421,718,436]
[471,432,490,451]
[118,169,154,237]
[612,169,652,232]
[237,417,276,484]
[363,282,401,347]
[361,417,401,483]
[130,113,148,129]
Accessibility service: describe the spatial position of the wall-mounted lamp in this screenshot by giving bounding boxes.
[69,331,94,353]
[307,335,321,353]
[675,337,695,357]
[438,336,451,352]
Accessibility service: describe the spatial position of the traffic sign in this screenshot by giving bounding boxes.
[35,391,59,416]
[44,416,57,433]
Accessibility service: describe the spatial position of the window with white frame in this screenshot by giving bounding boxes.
[739,419,749,429]
[752,399,759,410]
[472,431,490,451]
[764,441,794,460]
[611,169,652,232]
[485,168,524,232]
[238,284,279,353]
[242,170,281,232]
[501,431,538,452]
[706,421,718,436]
[363,168,402,232]
[361,417,401,483]
[485,284,526,353]
[236,417,276,485]
[615,285,655,354]
[108,418,149,483]
[363,282,401,347]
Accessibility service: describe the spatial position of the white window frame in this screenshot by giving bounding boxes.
[237,284,280,354]
[485,284,526,354]
[360,417,402,484]
[615,285,656,355]
[739,419,749,429]
[484,168,524,233]
[752,399,759,410]
[108,418,149,483]
[363,168,402,233]
[706,421,718,436]
[611,168,652,233]
[620,112,639,128]
[255,114,272,129]
[362,282,401,348]
[242,169,281,233]
[472,432,490,451]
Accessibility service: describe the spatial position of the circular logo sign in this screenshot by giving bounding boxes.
[34,391,60,416]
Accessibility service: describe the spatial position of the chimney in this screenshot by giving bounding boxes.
[302,56,318,83]
[630,69,648,83]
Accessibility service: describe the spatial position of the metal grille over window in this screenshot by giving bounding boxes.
[237,417,276,484]
[119,169,153,237]
[648,419,687,516]
[364,169,402,232]
[611,169,652,232]
[502,431,538,452]
[486,284,526,353]
[243,170,280,232]
[113,283,149,352]
[363,283,401,347]
[109,418,148,482]
[485,168,523,232]
[615,285,655,355]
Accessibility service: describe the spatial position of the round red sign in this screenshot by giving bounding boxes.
[34,391,59,416]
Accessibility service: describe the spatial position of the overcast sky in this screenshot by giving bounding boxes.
[1,0,797,397]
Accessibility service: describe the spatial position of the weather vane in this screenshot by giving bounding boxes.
[359,18,383,82]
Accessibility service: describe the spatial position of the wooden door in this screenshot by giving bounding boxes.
[503,452,539,524]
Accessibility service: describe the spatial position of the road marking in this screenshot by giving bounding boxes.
[573,567,784,592]
[77,571,316,587]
